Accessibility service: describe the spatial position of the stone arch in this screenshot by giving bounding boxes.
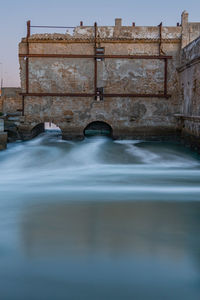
[83,121,113,137]
[30,122,61,139]
[31,123,45,138]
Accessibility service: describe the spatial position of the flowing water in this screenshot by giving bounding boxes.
[0,131,200,299]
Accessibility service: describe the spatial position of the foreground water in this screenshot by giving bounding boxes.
[0,132,200,300]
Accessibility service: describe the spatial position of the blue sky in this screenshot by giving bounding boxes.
[0,0,200,86]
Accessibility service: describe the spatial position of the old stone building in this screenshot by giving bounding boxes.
[1,11,200,149]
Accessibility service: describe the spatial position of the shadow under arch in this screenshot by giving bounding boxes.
[84,121,113,137]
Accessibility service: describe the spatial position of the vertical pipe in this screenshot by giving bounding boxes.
[27,20,31,39]
[25,58,29,94]
[26,20,30,94]
[164,58,168,96]
[158,22,162,55]
[94,22,97,98]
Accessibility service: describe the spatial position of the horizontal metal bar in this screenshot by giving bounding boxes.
[103,94,171,98]
[19,54,94,58]
[30,26,75,29]
[20,92,171,98]
[99,55,172,59]
[20,93,95,97]
[19,54,172,59]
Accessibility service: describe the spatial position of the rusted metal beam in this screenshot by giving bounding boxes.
[25,58,29,93]
[20,92,171,98]
[158,22,162,55]
[26,20,31,94]
[19,54,94,58]
[103,93,171,98]
[30,25,75,29]
[20,93,95,97]
[94,22,97,98]
[19,53,172,59]
[27,20,31,38]
[164,58,168,96]
[102,55,172,59]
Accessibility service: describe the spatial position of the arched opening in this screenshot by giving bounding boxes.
[31,122,61,139]
[84,121,112,137]
[44,122,61,132]
[31,123,45,138]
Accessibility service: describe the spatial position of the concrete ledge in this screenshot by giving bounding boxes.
[0,132,8,150]
[174,114,200,122]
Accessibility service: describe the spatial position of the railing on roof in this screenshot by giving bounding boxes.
[26,20,83,37]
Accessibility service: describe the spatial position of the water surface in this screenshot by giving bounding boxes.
[0,132,200,299]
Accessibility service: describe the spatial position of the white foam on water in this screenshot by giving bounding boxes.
[0,132,200,202]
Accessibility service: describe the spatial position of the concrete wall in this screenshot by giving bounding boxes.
[178,36,200,150]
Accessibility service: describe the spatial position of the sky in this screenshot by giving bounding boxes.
[0,0,200,87]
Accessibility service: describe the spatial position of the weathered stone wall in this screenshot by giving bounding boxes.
[178,36,200,150]
[16,12,200,140]
[1,88,22,114]
[18,20,185,140]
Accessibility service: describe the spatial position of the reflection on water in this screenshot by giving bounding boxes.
[0,132,200,299]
